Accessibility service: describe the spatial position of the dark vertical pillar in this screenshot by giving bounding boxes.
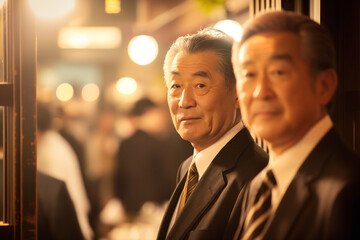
[321,0,360,153]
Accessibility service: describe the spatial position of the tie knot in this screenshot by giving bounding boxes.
[189,162,198,177]
[263,169,277,189]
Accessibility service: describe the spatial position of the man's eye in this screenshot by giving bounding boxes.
[241,71,256,79]
[171,84,181,89]
[271,70,285,76]
[245,73,256,78]
[196,84,206,88]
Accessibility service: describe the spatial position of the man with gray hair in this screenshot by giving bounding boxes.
[157,28,268,240]
[228,11,360,239]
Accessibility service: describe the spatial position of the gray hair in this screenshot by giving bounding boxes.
[163,27,236,90]
[233,11,336,77]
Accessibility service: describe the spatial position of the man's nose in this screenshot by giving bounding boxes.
[179,88,196,108]
[253,73,275,100]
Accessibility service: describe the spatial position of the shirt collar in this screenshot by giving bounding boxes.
[269,115,333,202]
[192,121,244,180]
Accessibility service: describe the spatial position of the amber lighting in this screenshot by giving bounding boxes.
[105,0,121,14]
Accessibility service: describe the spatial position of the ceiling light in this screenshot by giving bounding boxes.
[116,77,137,95]
[58,27,121,49]
[214,19,242,42]
[56,83,74,102]
[128,35,158,65]
[82,83,100,102]
[28,0,75,20]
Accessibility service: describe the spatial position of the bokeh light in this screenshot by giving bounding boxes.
[82,83,100,102]
[56,83,74,102]
[28,0,75,20]
[128,35,158,65]
[116,77,137,95]
[105,0,121,14]
[214,19,243,42]
[58,27,121,49]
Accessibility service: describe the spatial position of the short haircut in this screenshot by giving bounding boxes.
[233,11,336,77]
[163,27,236,90]
[129,97,156,117]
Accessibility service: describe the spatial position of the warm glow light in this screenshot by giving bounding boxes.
[82,83,100,102]
[56,83,74,102]
[128,35,158,65]
[116,77,137,95]
[28,0,75,20]
[58,27,121,49]
[214,20,243,42]
[105,0,121,14]
[0,0,5,8]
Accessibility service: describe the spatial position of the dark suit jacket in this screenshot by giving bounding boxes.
[157,128,268,240]
[38,172,84,240]
[114,130,192,214]
[229,128,360,240]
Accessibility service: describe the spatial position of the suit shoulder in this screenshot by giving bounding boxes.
[38,172,65,195]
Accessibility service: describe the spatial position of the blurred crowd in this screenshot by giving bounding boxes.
[36,97,193,240]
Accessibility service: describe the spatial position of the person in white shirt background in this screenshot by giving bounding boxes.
[37,101,94,240]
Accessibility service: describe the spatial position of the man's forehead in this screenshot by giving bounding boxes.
[237,32,300,64]
[169,51,218,74]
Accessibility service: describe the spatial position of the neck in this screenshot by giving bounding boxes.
[268,112,328,158]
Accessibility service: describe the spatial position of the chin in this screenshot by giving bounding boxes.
[177,131,193,142]
[251,126,279,142]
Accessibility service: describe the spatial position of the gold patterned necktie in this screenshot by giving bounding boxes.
[177,161,199,217]
[241,169,277,240]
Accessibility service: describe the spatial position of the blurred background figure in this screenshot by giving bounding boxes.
[38,171,84,240]
[85,104,120,236]
[0,108,84,240]
[37,101,94,240]
[114,97,177,215]
[106,97,192,239]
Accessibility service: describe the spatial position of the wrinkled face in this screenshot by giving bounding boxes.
[234,32,324,152]
[166,50,239,152]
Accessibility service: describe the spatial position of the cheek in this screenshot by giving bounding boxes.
[167,97,178,115]
[236,78,251,97]
[237,85,251,112]
[278,88,307,119]
[167,94,175,106]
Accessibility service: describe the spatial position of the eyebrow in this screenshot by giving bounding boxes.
[192,71,208,77]
[170,70,209,77]
[268,53,294,63]
[240,53,294,67]
[170,70,180,76]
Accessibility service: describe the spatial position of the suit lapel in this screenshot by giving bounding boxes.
[157,174,186,240]
[167,129,252,240]
[264,128,337,239]
[264,173,310,239]
[157,156,193,240]
[167,167,226,239]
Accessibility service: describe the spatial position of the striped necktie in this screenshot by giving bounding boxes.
[241,169,277,240]
[177,161,199,217]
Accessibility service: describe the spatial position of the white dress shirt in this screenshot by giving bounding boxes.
[265,115,333,212]
[193,121,244,180]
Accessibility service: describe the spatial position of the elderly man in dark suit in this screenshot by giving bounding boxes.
[228,11,360,240]
[156,28,268,240]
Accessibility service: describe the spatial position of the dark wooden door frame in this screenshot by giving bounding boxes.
[0,0,37,239]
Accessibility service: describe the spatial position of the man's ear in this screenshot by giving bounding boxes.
[316,69,338,106]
